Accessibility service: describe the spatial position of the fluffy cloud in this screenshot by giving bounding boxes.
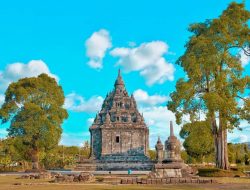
[239,49,250,67]
[85,29,112,69]
[134,89,168,106]
[0,60,58,107]
[110,41,175,85]
[139,106,178,148]
[133,89,177,148]
[64,93,104,113]
[0,94,4,106]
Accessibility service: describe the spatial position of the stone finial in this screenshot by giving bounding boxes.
[157,136,162,144]
[155,136,164,163]
[118,68,121,77]
[156,136,163,148]
[105,112,111,123]
[130,94,137,108]
[170,121,174,136]
[114,69,124,87]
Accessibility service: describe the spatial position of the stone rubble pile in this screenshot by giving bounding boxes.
[20,172,95,183]
[20,172,52,179]
[52,172,95,183]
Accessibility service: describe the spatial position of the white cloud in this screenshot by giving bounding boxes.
[110,41,175,85]
[87,118,94,126]
[85,29,112,69]
[0,60,58,106]
[239,49,250,67]
[231,134,248,143]
[0,94,4,106]
[139,106,178,148]
[133,89,168,106]
[64,93,104,113]
[60,131,90,146]
[0,128,8,138]
[239,120,250,131]
[134,90,177,148]
[132,89,179,148]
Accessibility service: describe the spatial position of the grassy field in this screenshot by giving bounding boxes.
[0,175,249,190]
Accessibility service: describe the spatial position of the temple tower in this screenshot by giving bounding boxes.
[88,70,152,170]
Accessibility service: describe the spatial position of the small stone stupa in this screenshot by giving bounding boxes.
[151,121,193,178]
[163,121,182,163]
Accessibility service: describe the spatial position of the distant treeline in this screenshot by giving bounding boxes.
[0,138,90,171]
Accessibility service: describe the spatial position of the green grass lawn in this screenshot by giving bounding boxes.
[0,175,249,190]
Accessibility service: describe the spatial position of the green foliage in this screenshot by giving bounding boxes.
[168,2,250,128]
[80,141,91,158]
[41,144,91,169]
[0,138,22,171]
[0,74,68,169]
[181,150,191,163]
[167,2,250,169]
[148,150,156,160]
[228,143,250,165]
[180,121,214,162]
[198,168,245,177]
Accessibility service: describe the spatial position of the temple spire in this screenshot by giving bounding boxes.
[157,136,162,144]
[170,121,174,136]
[118,68,121,77]
[114,69,124,87]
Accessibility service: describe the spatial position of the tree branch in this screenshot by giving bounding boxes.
[237,95,248,102]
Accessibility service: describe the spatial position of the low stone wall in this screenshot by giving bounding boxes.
[120,177,216,184]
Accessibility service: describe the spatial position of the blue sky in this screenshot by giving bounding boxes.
[0,0,249,148]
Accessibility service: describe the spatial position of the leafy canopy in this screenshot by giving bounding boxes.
[0,74,68,154]
[168,2,250,129]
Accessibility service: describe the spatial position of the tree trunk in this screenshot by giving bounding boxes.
[218,129,229,170]
[216,120,229,170]
[211,116,219,167]
[211,115,229,170]
[31,148,39,170]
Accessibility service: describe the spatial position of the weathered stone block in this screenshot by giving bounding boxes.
[132,178,137,184]
[136,178,142,184]
[127,179,132,184]
[156,179,162,184]
[121,179,127,184]
[141,179,147,184]
[151,179,156,184]
[191,179,198,183]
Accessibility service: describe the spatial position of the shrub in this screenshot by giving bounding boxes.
[198,168,245,177]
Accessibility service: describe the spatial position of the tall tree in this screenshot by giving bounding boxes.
[0,74,68,170]
[180,121,214,163]
[167,2,250,170]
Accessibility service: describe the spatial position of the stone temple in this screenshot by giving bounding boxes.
[76,70,191,175]
[76,70,153,171]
